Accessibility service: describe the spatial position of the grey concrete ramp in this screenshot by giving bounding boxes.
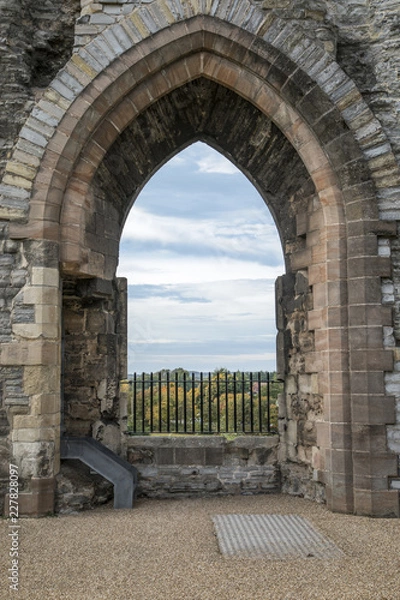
[60,436,137,509]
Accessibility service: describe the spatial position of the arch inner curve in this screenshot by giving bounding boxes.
[82,77,316,281]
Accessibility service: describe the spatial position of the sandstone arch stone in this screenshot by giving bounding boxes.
[0,0,399,517]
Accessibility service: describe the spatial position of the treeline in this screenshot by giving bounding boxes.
[122,368,282,434]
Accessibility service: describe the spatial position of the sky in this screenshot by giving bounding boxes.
[117,141,285,374]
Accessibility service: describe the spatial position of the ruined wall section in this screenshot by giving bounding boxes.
[0,0,399,513]
[0,0,79,178]
[276,191,325,502]
[262,0,400,505]
[0,1,398,196]
[259,1,400,172]
[384,228,400,485]
[73,0,400,171]
[0,223,26,513]
[0,234,61,514]
[329,0,400,173]
[62,276,127,453]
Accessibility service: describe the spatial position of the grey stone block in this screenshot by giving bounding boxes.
[156,447,174,465]
[205,447,224,466]
[175,447,205,466]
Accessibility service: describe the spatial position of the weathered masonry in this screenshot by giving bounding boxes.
[1,0,400,517]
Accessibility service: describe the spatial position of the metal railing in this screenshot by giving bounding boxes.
[124,371,282,435]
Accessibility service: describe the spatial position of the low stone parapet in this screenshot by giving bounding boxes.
[125,435,280,499]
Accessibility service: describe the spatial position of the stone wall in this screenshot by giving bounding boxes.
[384,228,400,479]
[72,0,400,172]
[0,0,80,176]
[126,435,280,498]
[0,0,399,516]
[1,0,399,182]
[0,236,61,515]
[63,276,127,449]
[276,267,325,502]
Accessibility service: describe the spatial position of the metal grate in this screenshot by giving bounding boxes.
[212,514,344,559]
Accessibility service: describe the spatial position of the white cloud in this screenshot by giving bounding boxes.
[127,279,277,351]
[120,205,281,259]
[168,154,188,166]
[196,152,239,175]
[166,142,239,175]
[119,253,282,285]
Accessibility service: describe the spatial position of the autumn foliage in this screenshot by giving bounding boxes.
[122,368,282,434]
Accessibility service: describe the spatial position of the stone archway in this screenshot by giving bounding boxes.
[1,0,399,517]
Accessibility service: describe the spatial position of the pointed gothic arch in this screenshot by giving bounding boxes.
[1,1,399,517]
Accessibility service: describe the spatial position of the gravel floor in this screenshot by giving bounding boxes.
[1,493,400,600]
